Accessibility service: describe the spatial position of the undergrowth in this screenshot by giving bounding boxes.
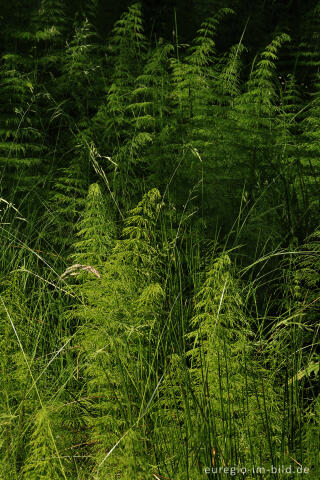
[0,2,319,479]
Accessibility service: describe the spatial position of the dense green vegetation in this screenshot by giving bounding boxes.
[0,1,319,478]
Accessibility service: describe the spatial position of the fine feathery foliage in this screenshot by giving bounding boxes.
[0,2,319,479]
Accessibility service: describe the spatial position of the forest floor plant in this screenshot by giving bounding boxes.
[0,2,319,479]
